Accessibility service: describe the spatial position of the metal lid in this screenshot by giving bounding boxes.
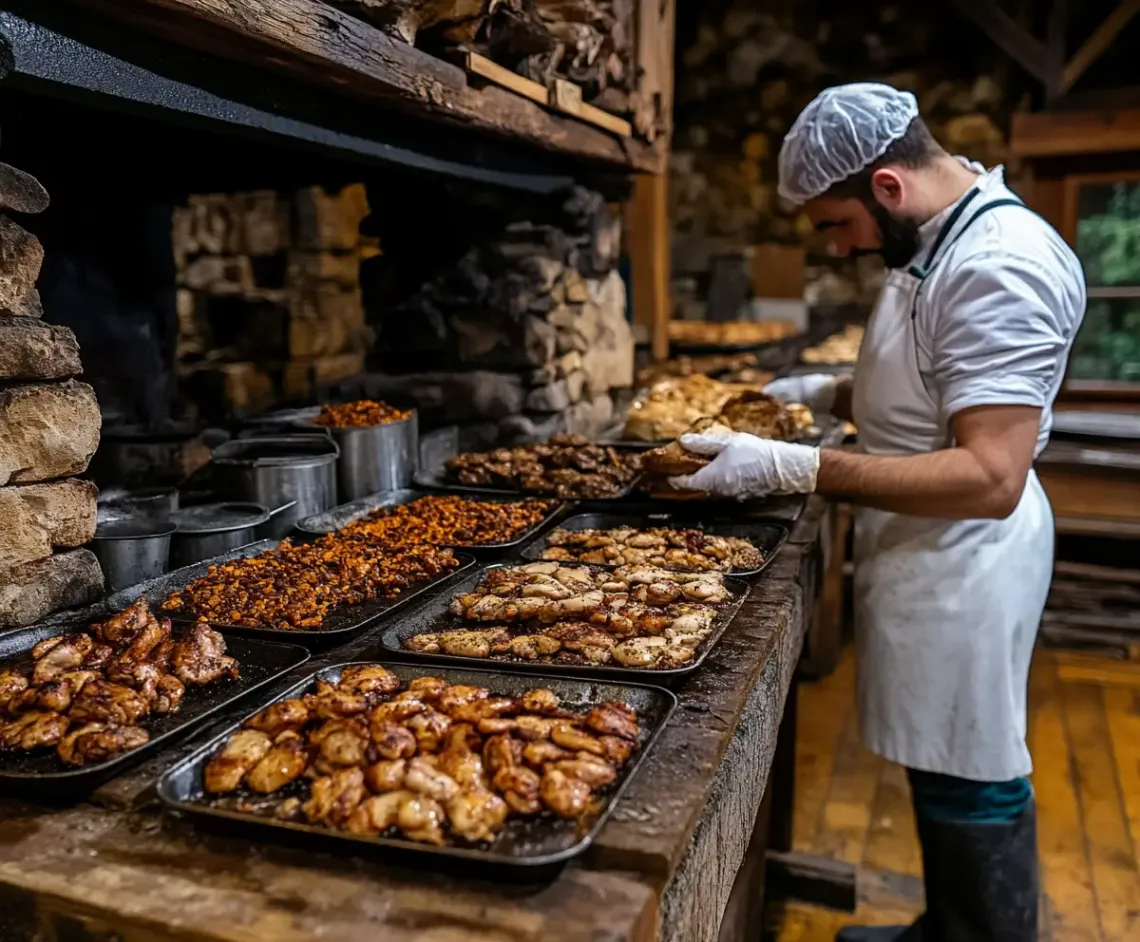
[212,435,339,468]
[94,518,177,540]
[172,502,270,534]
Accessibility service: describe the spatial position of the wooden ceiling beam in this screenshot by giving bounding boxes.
[1059,0,1140,94]
[951,0,1052,85]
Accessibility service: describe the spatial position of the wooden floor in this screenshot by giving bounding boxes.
[765,647,1140,941]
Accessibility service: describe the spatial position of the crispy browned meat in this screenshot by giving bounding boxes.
[90,598,149,647]
[0,670,29,711]
[313,399,410,428]
[0,711,69,750]
[550,721,606,756]
[371,721,417,760]
[551,755,617,789]
[522,740,570,768]
[540,526,763,573]
[345,790,407,835]
[364,759,408,793]
[340,495,556,549]
[32,634,95,685]
[105,616,170,681]
[540,768,592,818]
[69,680,150,726]
[171,623,239,686]
[447,788,508,843]
[246,733,308,793]
[304,767,367,827]
[56,723,149,766]
[246,698,310,736]
[306,679,370,720]
[204,729,272,793]
[584,702,640,741]
[337,665,400,697]
[154,675,186,714]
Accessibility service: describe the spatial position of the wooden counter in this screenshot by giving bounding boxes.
[0,498,834,942]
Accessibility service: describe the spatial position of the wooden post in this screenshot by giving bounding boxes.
[627,173,671,362]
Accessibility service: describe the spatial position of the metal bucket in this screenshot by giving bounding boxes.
[210,435,339,539]
[320,411,419,501]
[169,502,270,570]
[91,518,176,592]
[97,486,180,526]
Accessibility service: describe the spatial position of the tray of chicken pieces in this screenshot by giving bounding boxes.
[0,598,309,793]
[158,662,674,867]
[116,538,475,644]
[295,490,565,554]
[381,562,749,679]
[519,514,789,577]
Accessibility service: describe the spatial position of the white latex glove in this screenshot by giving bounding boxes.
[669,430,821,499]
[763,374,842,415]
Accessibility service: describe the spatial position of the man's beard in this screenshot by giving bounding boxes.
[852,202,921,270]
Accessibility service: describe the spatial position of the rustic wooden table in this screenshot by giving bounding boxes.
[0,497,835,942]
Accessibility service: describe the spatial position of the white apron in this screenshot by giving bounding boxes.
[850,193,1055,783]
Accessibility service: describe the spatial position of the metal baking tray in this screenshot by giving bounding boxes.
[158,661,675,868]
[413,467,643,502]
[597,426,826,450]
[110,540,476,647]
[0,621,309,796]
[294,488,567,553]
[519,513,789,578]
[376,563,750,682]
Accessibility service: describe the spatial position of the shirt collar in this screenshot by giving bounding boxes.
[910,159,1004,265]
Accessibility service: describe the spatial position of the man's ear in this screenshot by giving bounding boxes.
[869,168,904,211]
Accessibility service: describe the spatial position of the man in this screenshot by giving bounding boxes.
[672,84,1085,941]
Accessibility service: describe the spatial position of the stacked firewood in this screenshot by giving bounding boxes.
[172,185,378,421]
[0,159,104,628]
[328,0,635,114]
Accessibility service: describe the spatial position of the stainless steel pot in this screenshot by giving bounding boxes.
[91,518,176,591]
[309,411,418,501]
[97,486,180,526]
[210,435,339,539]
[169,502,270,570]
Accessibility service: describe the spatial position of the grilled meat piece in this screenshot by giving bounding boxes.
[171,623,239,686]
[405,709,451,752]
[519,688,564,716]
[306,679,371,720]
[447,788,508,843]
[345,790,408,835]
[0,670,29,711]
[57,723,149,766]
[540,768,592,818]
[364,759,408,793]
[493,765,542,815]
[584,702,640,741]
[246,698,310,736]
[0,711,69,750]
[599,735,635,765]
[32,634,95,685]
[105,616,170,683]
[246,733,308,793]
[337,665,400,697]
[550,721,606,756]
[69,679,150,726]
[396,794,446,845]
[551,755,616,788]
[153,675,186,714]
[304,767,367,827]
[371,721,416,760]
[90,598,149,647]
[404,756,460,802]
[523,740,570,768]
[204,729,272,793]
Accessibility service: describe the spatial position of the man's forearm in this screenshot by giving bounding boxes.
[815,446,1025,519]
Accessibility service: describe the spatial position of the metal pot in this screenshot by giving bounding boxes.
[97,486,180,526]
[169,502,270,570]
[91,518,176,592]
[305,411,418,501]
[210,435,339,539]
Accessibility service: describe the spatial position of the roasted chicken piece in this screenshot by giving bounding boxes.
[519,688,564,716]
[345,790,408,835]
[523,740,570,768]
[314,720,370,769]
[540,768,592,818]
[483,733,524,777]
[437,628,512,658]
[304,767,367,827]
[507,635,562,660]
[611,637,692,668]
[447,788,508,843]
[104,616,170,684]
[246,698,310,736]
[32,634,95,685]
[447,695,516,725]
[9,670,98,715]
[0,711,69,750]
[364,758,408,793]
[368,697,427,724]
[404,756,460,802]
[436,724,488,791]
[405,709,451,752]
[543,623,614,664]
[550,721,606,757]
[493,765,542,815]
[90,598,149,646]
[171,623,239,686]
[370,721,417,760]
[551,754,617,789]
[0,670,29,711]
[69,679,150,726]
[57,723,149,766]
[305,679,371,719]
[245,732,309,793]
[337,665,401,698]
[397,794,447,845]
[585,702,640,741]
[514,715,556,741]
[204,729,273,793]
[437,685,490,714]
[406,677,447,701]
[84,644,114,672]
[599,736,635,765]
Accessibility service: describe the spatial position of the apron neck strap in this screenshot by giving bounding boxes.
[908,186,981,279]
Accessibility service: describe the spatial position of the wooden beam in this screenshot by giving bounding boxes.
[951,0,1051,84]
[68,0,657,170]
[627,172,671,362]
[1059,0,1140,94]
[1011,107,1140,157]
[1045,0,1067,103]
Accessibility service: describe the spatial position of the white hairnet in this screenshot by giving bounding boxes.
[777,83,919,205]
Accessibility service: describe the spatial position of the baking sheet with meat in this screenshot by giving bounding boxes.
[294,489,567,553]
[413,468,642,501]
[112,542,476,647]
[377,564,750,682]
[158,662,675,867]
[519,513,789,577]
[0,618,309,795]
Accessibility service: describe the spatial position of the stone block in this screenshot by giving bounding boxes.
[564,270,590,303]
[548,305,579,331]
[0,381,101,486]
[286,250,361,288]
[0,318,83,380]
[184,362,275,420]
[365,371,526,422]
[565,369,586,403]
[288,287,369,357]
[0,215,44,318]
[0,479,98,570]
[557,351,583,376]
[527,379,571,413]
[0,162,50,215]
[517,256,564,294]
[295,184,369,251]
[524,316,557,367]
[0,549,104,630]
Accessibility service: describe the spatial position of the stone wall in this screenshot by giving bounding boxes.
[362,185,634,449]
[0,161,103,629]
[172,184,378,422]
[670,1,1026,312]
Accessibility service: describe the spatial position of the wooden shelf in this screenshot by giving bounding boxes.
[50,0,660,172]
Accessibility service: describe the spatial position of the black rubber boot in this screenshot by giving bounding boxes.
[916,800,1039,941]
[835,921,922,942]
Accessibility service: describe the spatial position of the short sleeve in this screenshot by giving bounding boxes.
[931,252,1077,422]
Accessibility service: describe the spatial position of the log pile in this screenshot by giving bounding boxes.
[0,161,103,629]
[172,185,377,421]
[362,185,634,449]
[327,0,638,121]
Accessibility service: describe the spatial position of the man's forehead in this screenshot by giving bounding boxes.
[804,196,865,230]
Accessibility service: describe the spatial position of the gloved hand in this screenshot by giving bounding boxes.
[764,374,844,415]
[669,429,821,499]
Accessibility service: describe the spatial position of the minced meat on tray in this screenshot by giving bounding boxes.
[340,495,556,547]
